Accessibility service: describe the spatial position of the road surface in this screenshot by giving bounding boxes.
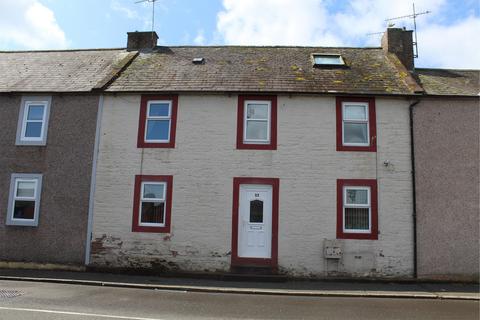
[0,280,477,319]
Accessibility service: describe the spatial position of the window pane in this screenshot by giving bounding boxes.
[13,200,35,219]
[314,55,342,65]
[246,104,268,119]
[246,120,268,140]
[141,201,165,224]
[146,120,170,141]
[344,105,367,120]
[345,207,370,230]
[25,122,43,138]
[344,122,368,144]
[149,103,170,117]
[16,181,36,197]
[250,200,263,223]
[27,105,45,120]
[346,189,368,204]
[143,183,164,199]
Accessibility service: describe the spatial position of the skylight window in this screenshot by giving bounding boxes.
[312,54,345,66]
[192,57,205,64]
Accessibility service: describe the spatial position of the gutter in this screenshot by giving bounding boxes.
[409,99,420,278]
[85,95,104,265]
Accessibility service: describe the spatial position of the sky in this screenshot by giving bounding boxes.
[0,0,478,69]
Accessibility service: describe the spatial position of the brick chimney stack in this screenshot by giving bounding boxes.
[381,28,414,70]
[127,31,158,51]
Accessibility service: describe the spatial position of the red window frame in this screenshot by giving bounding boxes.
[132,175,173,233]
[137,94,178,148]
[231,177,279,268]
[337,179,378,240]
[336,97,376,152]
[236,95,277,150]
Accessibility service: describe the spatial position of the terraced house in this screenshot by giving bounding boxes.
[413,69,479,281]
[0,48,136,266]
[1,28,477,281]
[88,29,422,278]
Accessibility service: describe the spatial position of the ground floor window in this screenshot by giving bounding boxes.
[337,179,378,240]
[132,175,173,233]
[6,173,43,227]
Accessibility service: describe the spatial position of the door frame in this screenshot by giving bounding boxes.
[231,177,279,268]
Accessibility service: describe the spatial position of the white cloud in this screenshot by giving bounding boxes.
[0,0,67,50]
[217,0,342,46]
[193,29,206,45]
[216,0,480,68]
[111,0,161,34]
[417,16,480,68]
[332,0,446,45]
[111,0,140,20]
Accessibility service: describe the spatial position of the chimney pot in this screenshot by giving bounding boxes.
[381,28,414,70]
[127,31,158,51]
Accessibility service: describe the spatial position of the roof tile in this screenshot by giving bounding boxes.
[0,49,133,92]
[105,46,417,95]
[415,68,479,96]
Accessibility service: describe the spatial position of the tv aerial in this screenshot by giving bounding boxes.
[135,0,159,32]
[367,3,431,58]
[385,3,431,58]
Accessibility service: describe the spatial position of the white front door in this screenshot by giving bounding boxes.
[238,184,272,259]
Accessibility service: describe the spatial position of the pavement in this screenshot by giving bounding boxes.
[0,268,477,301]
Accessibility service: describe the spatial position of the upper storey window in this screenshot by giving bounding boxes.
[343,103,369,146]
[146,101,172,142]
[237,95,277,150]
[336,97,376,152]
[137,95,178,148]
[245,101,270,143]
[16,96,51,146]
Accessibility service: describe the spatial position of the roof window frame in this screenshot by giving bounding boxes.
[312,53,346,68]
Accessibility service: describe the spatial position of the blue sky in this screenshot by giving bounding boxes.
[0,0,479,68]
[46,0,225,48]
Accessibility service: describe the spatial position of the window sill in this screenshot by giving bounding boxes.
[137,141,175,148]
[132,225,170,233]
[337,232,378,240]
[337,144,376,152]
[15,141,47,147]
[237,143,276,150]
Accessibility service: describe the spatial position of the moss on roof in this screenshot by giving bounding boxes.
[105,46,418,95]
[415,68,479,96]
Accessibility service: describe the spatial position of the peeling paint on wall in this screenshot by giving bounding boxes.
[90,95,414,278]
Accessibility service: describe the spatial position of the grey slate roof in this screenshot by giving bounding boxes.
[415,68,479,96]
[0,49,136,93]
[105,46,421,95]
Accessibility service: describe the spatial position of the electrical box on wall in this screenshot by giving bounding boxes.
[324,239,343,259]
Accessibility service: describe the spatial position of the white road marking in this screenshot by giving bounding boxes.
[0,306,166,320]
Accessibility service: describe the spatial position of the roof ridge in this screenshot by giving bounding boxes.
[0,46,385,53]
[0,48,126,53]
[415,67,480,72]
[154,45,382,49]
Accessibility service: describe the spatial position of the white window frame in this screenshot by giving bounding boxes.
[243,100,271,144]
[16,96,52,146]
[343,186,371,233]
[342,102,370,147]
[139,181,167,227]
[21,101,48,141]
[144,100,172,143]
[6,173,43,227]
[312,54,345,66]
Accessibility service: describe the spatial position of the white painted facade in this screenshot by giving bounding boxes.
[91,94,414,278]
